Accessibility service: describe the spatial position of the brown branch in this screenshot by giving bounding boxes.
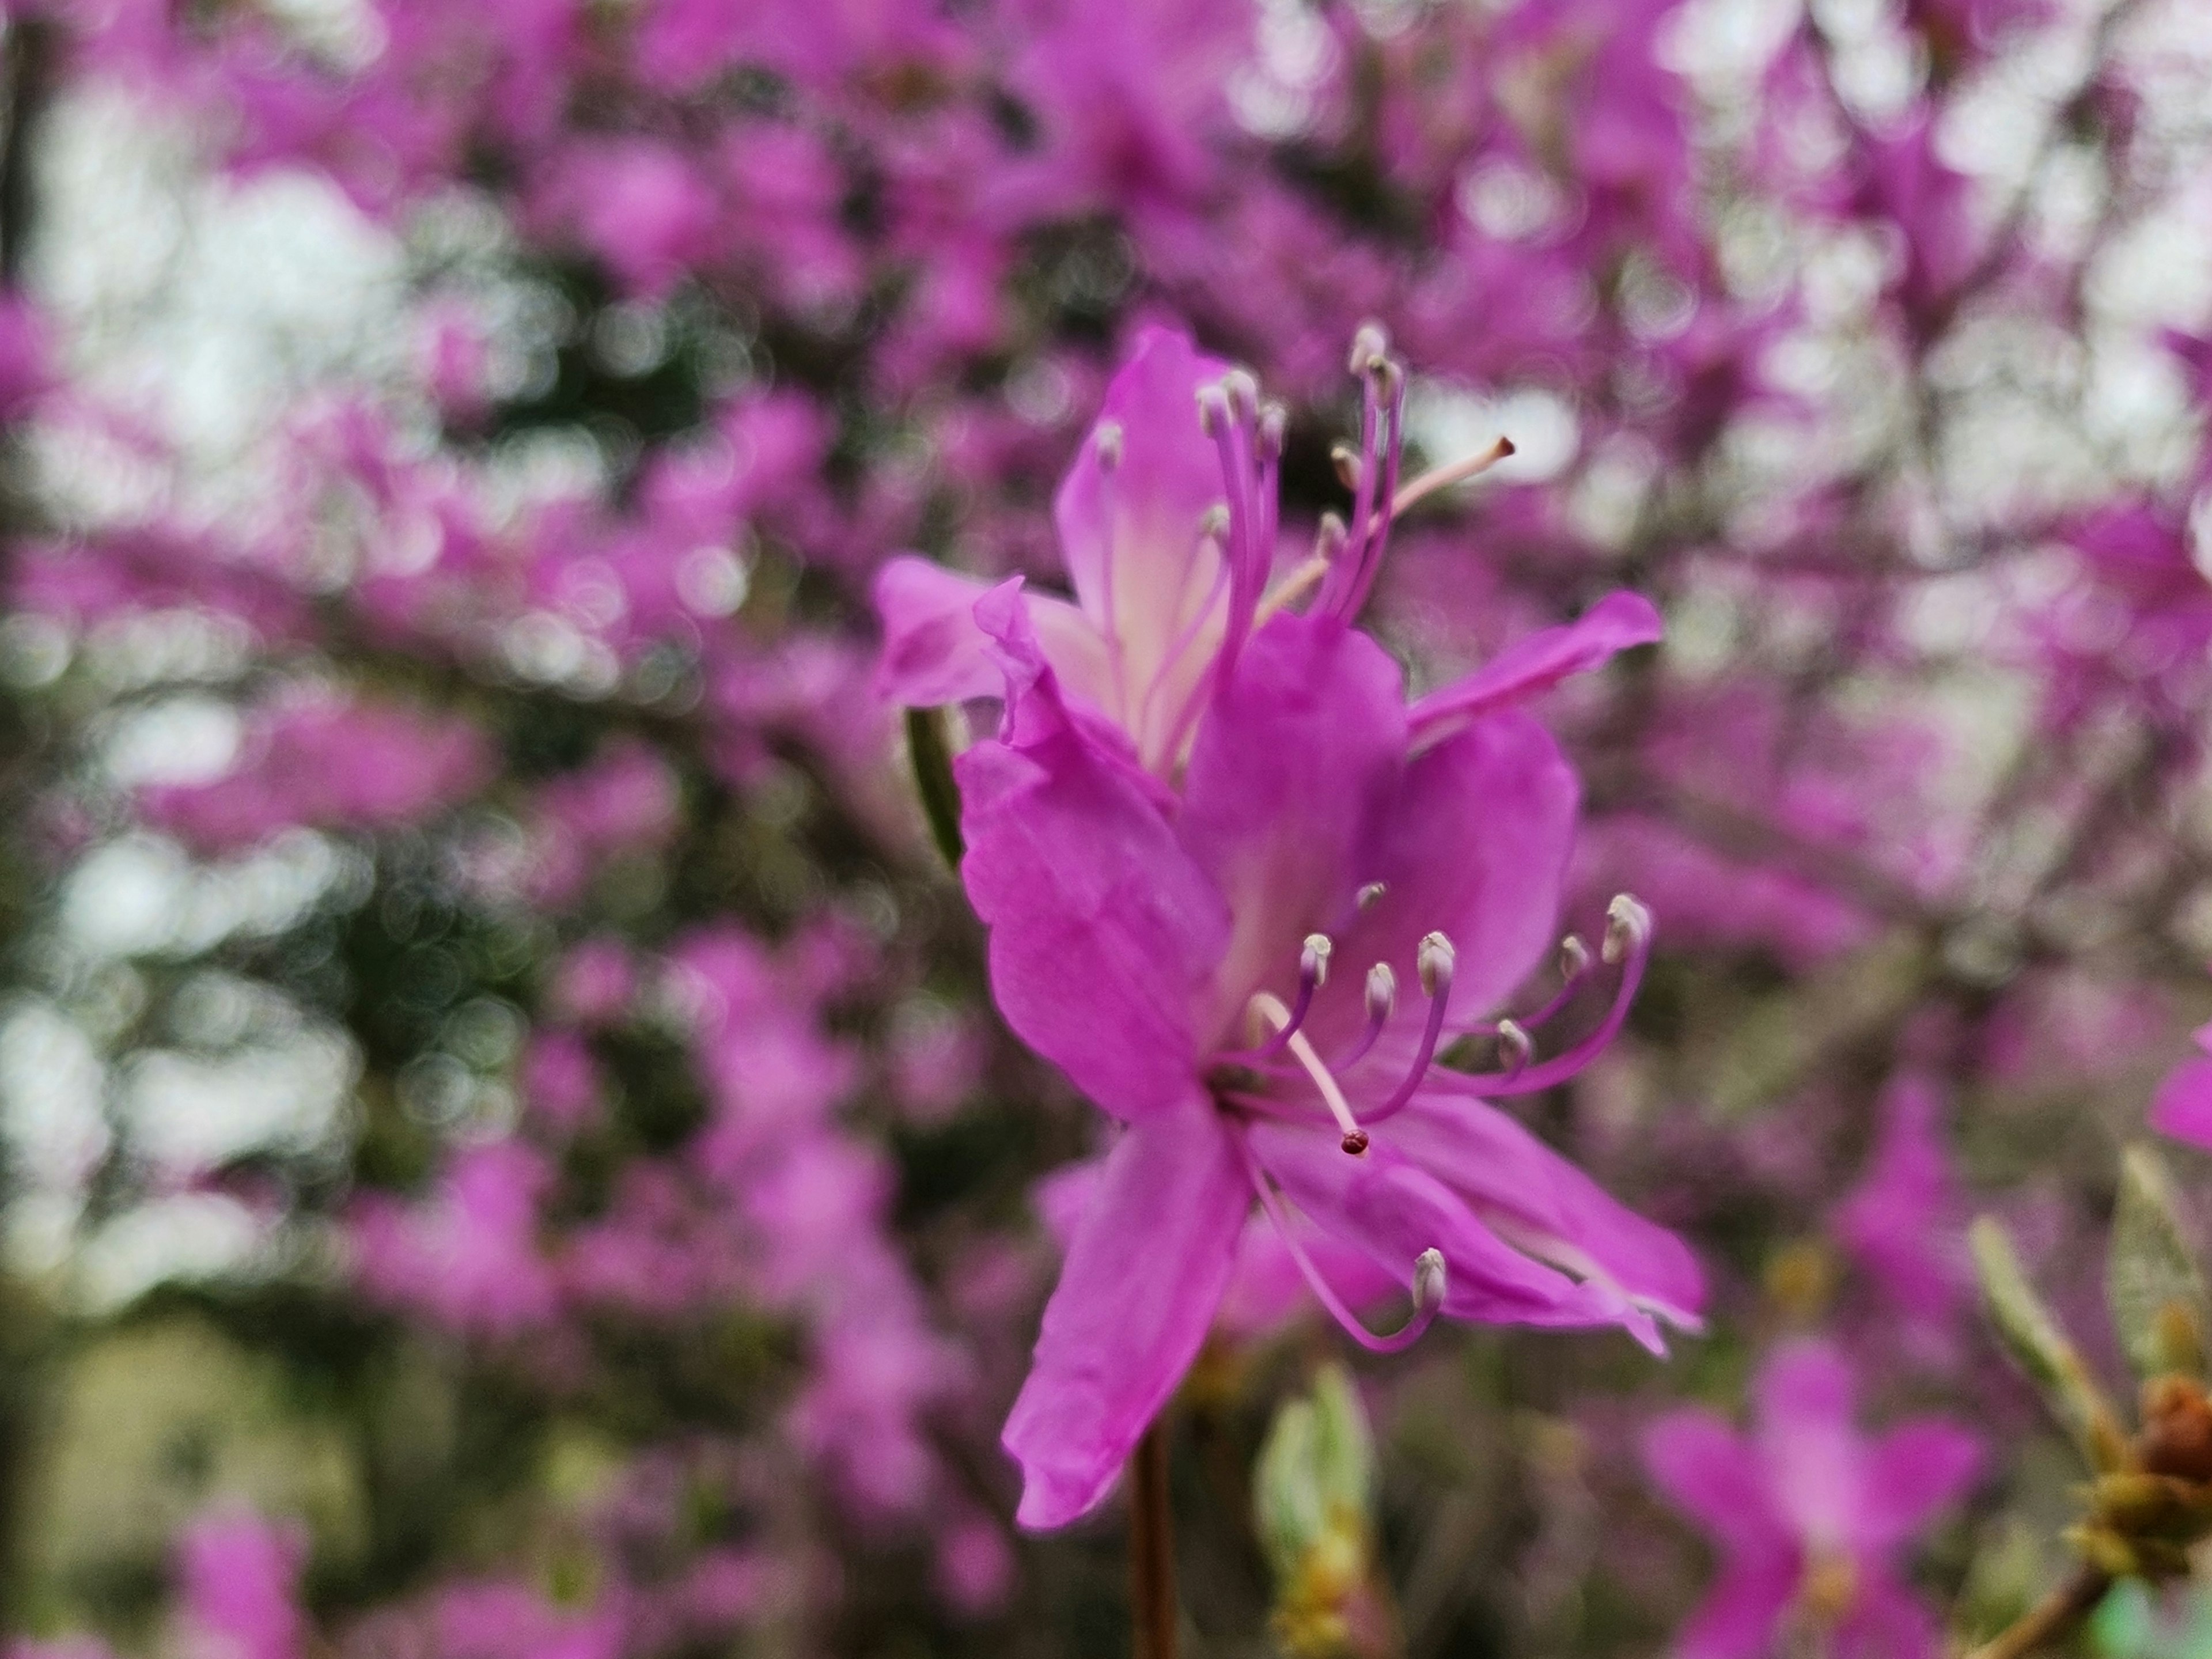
[1130,1419,1179,1659]
[1964,1566,2110,1659]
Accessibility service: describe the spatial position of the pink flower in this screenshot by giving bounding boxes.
[1643,1340,1982,1659]
[1832,1075,1969,1332]
[2152,1003,2212,1148]
[177,1512,306,1659]
[880,328,1696,1528]
[351,1142,559,1338]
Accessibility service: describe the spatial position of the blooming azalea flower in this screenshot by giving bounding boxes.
[1643,1340,1983,1659]
[878,327,1699,1528]
[877,323,1662,778]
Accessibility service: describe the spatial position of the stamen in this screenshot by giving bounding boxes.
[1245,990,1368,1152]
[1604,893,1651,964]
[1236,1129,1446,1355]
[1246,934,1331,1060]
[1094,421,1124,471]
[1223,368,1260,426]
[1421,896,1656,1100]
[1494,1018,1531,1081]
[1357,881,1388,911]
[1332,442,1362,493]
[1418,930,1455,998]
[1257,403,1287,464]
[1313,512,1346,563]
[1509,933,1595,1033]
[1349,321,1390,376]
[1390,435,1516,518]
[1196,384,1229,438]
[1331,961,1396,1070]
[1366,932,1455,1124]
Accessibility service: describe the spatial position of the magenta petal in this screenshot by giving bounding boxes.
[2151,1055,2212,1149]
[1382,1093,1705,1336]
[1755,1339,1863,1545]
[1641,1411,1792,1559]
[1671,1563,1802,1659]
[1053,325,1234,760]
[1406,590,1662,747]
[1834,1571,1948,1659]
[1002,1093,1248,1529]
[1247,1123,1612,1329]
[955,591,1230,1120]
[1034,1154,1396,1339]
[1177,613,1408,1040]
[1857,1419,1982,1552]
[1324,709,1577,1042]
[873,556,1112,712]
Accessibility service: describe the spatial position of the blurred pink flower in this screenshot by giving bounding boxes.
[1643,1340,1982,1659]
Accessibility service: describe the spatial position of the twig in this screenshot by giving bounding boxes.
[1130,1419,1179,1659]
[1964,1566,2110,1659]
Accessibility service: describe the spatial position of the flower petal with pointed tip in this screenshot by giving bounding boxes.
[1003,1092,1248,1529]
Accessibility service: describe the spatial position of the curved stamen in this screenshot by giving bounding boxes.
[1420,896,1654,1100]
[1331,961,1396,1071]
[1245,988,1371,1156]
[1365,931,1455,1125]
[1506,933,1593,1034]
[1244,934,1331,1061]
[1235,1129,1447,1355]
[1335,362,1407,621]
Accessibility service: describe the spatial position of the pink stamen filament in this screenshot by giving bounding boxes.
[1233,1128,1446,1355]
[1418,898,1654,1100]
[1362,933,1454,1126]
[1328,961,1396,1071]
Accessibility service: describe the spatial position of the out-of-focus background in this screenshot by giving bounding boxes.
[5,0,2212,1654]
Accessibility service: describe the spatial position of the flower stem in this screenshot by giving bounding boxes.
[1130,1419,1178,1659]
[1965,1566,2110,1659]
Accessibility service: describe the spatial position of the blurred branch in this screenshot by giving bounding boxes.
[1131,1421,1179,1659]
[1964,1565,2109,1659]
[0,13,53,287]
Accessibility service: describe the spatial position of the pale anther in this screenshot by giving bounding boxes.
[1559,934,1590,979]
[1094,421,1124,469]
[1349,322,1390,376]
[1196,385,1229,438]
[1222,368,1260,425]
[1603,894,1652,965]
[1257,404,1287,464]
[1301,933,1332,988]
[1495,1018,1532,1075]
[1357,880,1388,911]
[1412,1247,1447,1311]
[1365,962,1396,1020]
[1417,931,1456,999]
[1332,442,1362,492]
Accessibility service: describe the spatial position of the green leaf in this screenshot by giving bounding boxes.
[1972,1215,2129,1472]
[2109,1143,2210,1381]
[903,705,964,870]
